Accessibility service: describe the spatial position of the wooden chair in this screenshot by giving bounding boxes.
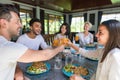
[43,34,55,45]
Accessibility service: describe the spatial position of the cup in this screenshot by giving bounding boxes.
[65,53,73,65]
[75,34,79,41]
[54,57,62,69]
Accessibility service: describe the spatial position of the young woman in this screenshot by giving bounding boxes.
[69,20,120,80]
[54,23,70,39]
[76,22,93,46]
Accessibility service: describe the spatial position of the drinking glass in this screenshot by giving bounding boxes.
[65,53,73,65]
[75,34,79,41]
[54,56,62,69]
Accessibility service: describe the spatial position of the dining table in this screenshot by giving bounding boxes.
[18,48,98,80]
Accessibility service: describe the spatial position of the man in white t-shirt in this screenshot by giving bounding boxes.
[16,18,51,79]
[16,18,50,50]
[0,4,64,80]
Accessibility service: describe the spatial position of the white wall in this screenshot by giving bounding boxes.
[0,0,12,4]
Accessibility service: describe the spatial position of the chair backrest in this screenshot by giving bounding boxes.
[89,31,97,42]
[43,34,55,45]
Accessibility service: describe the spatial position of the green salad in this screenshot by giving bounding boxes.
[63,64,77,73]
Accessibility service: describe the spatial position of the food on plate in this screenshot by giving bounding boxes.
[64,64,77,73]
[86,57,98,61]
[86,43,95,47]
[52,38,69,47]
[27,62,47,74]
[63,64,88,76]
[74,66,88,76]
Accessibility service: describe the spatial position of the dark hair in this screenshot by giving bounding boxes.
[29,18,41,26]
[101,19,120,62]
[58,23,70,35]
[0,4,19,21]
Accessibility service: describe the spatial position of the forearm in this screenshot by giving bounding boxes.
[69,42,100,59]
[69,43,79,52]
[18,45,64,63]
[43,45,65,60]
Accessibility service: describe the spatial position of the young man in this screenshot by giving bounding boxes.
[0,4,64,80]
[16,18,50,50]
[16,18,51,80]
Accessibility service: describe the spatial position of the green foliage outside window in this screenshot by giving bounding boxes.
[71,17,84,32]
[44,14,63,34]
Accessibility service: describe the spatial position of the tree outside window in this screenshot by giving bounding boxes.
[71,16,84,32]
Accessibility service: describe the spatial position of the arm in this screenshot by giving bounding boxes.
[69,42,79,52]
[14,65,24,80]
[17,45,64,63]
[70,75,85,80]
[68,41,102,59]
[40,35,51,49]
[79,48,102,59]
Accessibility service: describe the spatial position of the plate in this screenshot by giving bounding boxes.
[26,62,50,75]
[70,49,77,54]
[85,44,96,48]
[62,64,89,79]
[86,57,98,61]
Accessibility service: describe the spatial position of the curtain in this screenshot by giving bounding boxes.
[33,8,36,18]
[63,14,66,23]
[40,9,45,34]
[68,14,72,41]
[98,11,103,27]
[83,13,87,22]
[68,14,72,26]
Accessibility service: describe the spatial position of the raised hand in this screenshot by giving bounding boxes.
[70,74,85,80]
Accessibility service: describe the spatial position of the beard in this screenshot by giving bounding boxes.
[33,30,41,35]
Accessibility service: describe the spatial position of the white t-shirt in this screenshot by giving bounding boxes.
[0,36,28,80]
[78,32,93,46]
[55,33,67,39]
[16,34,49,50]
[80,48,120,80]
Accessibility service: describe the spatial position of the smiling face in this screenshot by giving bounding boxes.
[30,22,42,35]
[61,25,67,34]
[6,11,22,37]
[96,25,109,46]
[84,23,90,31]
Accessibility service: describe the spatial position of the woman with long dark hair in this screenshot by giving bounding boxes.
[69,19,120,80]
[54,23,70,39]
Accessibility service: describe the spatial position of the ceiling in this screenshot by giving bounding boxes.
[12,0,120,13]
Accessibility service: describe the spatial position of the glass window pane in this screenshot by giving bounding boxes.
[71,16,84,32]
[101,13,120,23]
[44,13,63,34]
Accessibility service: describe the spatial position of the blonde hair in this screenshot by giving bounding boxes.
[84,21,92,29]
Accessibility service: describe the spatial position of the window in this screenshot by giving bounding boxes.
[20,9,32,34]
[44,13,63,34]
[71,16,84,32]
[101,13,120,23]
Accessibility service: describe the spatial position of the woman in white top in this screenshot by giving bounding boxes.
[69,20,120,80]
[55,23,70,39]
[77,21,93,46]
